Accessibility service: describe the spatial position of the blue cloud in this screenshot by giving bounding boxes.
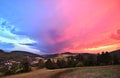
[0,0,67,54]
[0,18,42,54]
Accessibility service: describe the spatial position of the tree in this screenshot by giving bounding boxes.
[76,61,84,67]
[76,54,84,62]
[37,59,45,69]
[113,55,119,65]
[10,63,19,74]
[0,65,11,75]
[100,52,106,65]
[20,58,31,72]
[56,59,67,68]
[104,52,112,65]
[45,59,58,69]
[97,52,112,65]
[67,58,77,67]
[75,54,84,67]
[97,53,101,65]
[84,55,95,66]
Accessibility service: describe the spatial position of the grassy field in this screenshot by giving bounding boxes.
[2,65,120,78]
[52,65,120,78]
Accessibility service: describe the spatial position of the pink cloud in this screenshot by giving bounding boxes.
[50,0,120,53]
[32,0,120,53]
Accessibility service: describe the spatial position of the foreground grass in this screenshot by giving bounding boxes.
[1,65,120,78]
[1,68,67,78]
[52,65,120,78]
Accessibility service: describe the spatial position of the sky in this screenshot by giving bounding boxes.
[0,0,120,54]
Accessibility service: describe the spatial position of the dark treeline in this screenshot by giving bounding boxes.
[44,52,120,69]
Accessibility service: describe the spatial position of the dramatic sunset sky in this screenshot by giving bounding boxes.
[0,0,120,54]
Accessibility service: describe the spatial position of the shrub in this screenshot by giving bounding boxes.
[37,59,45,69]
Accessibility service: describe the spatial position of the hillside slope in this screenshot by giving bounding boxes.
[0,50,43,62]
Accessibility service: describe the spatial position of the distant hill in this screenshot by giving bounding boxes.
[42,52,77,59]
[110,49,120,54]
[0,50,43,62]
[0,49,120,62]
[110,49,120,59]
[43,50,120,59]
[0,50,5,54]
[42,52,96,59]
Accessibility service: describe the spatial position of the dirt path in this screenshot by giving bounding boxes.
[2,65,120,78]
[51,68,76,78]
[1,68,72,78]
[1,68,68,78]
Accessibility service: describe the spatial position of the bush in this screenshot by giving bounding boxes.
[0,65,11,75]
[20,58,31,72]
[57,59,67,68]
[76,62,84,67]
[45,59,58,69]
[37,59,45,69]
